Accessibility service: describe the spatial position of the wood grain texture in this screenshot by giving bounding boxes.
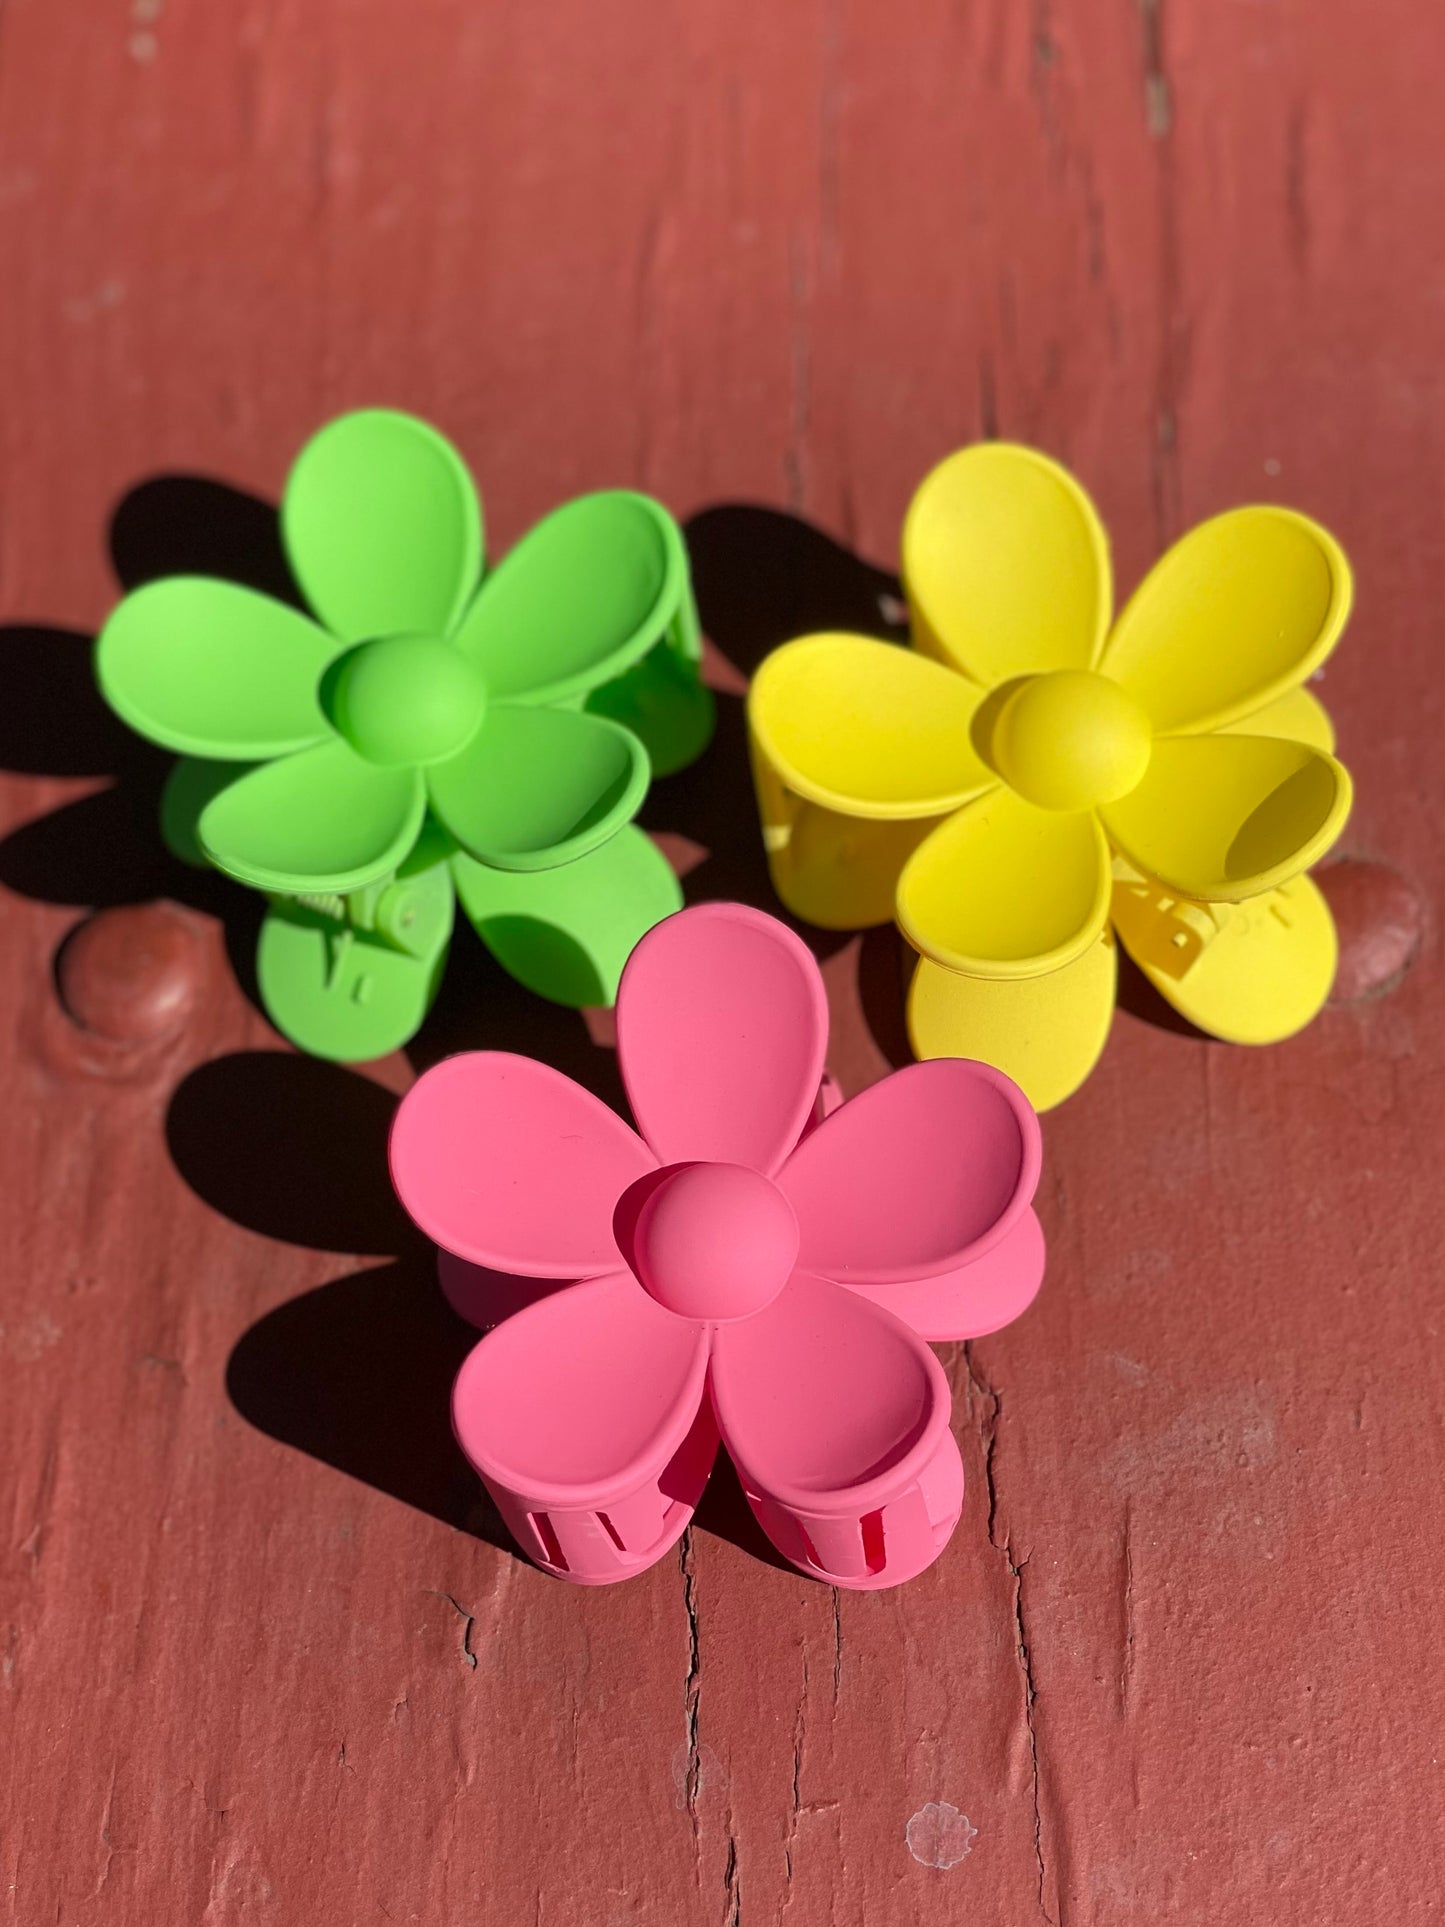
[1,2,1442,1921]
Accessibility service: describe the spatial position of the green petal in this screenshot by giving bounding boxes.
[96,578,337,758]
[199,737,427,893]
[426,702,649,872]
[585,640,715,777]
[160,756,257,867]
[281,410,483,644]
[451,492,688,703]
[453,823,682,1006]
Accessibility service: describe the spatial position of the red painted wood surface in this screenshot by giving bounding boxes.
[1,3,1441,1921]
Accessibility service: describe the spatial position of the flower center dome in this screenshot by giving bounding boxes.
[991,669,1152,811]
[328,635,486,767]
[627,1162,798,1323]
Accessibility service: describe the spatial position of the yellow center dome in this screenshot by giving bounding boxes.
[992,669,1152,811]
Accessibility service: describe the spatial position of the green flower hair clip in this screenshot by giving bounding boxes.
[96,409,713,1059]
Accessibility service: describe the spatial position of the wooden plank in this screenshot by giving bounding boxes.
[0,1,1440,1920]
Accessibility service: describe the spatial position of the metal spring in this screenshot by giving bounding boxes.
[292,891,347,921]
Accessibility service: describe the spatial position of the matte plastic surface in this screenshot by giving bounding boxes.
[390,903,1044,1587]
[255,846,457,1064]
[451,822,683,1009]
[7,9,1438,1916]
[909,934,1119,1113]
[748,441,1355,1107]
[94,408,711,1055]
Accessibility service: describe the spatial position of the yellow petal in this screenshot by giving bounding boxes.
[1101,733,1351,902]
[747,633,992,819]
[897,787,1112,978]
[907,935,1117,1112]
[1112,867,1336,1044]
[758,797,943,932]
[1218,683,1337,754]
[1100,507,1351,734]
[901,443,1112,684]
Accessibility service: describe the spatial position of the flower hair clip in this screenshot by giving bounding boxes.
[390,902,1043,1588]
[96,409,713,1060]
[748,442,1354,1107]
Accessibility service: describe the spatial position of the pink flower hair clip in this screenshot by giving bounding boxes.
[390,903,1044,1588]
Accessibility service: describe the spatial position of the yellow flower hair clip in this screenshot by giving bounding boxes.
[748,443,1353,1108]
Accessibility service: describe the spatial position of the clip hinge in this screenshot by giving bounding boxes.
[1110,857,1236,981]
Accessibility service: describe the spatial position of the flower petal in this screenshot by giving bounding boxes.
[901,443,1112,684]
[96,578,338,758]
[711,1272,961,1587]
[1218,684,1336,754]
[585,639,716,778]
[389,1052,656,1275]
[160,756,254,867]
[897,788,1112,977]
[1101,734,1351,902]
[907,936,1117,1112]
[452,1274,714,1580]
[1112,867,1337,1044]
[776,1059,1040,1284]
[281,409,483,644]
[199,738,426,892]
[1099,507,1351,734]
[747,633,993,819]
[837,1206,1045,1340]
[453,822,681,1008]
[452,491,687,703]
[426,703,649,872]
[760,797,944,933]
[616,903,829,1174]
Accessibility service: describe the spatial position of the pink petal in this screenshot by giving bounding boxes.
[453,1273,715,1582]
[837,1207,1045,1340]
[710,1272,963,1587]
[390,1052,655,1276]
[435,1251,569,1330]
[616,903,828,1174]
[777,1059,1040,1285]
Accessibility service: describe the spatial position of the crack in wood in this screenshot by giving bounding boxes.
[1009,1546,1055,1926]
[1137,0,1184,548]
[964,1343,1055,1923]
[830,1591,842,1707]
[1120,1501,1137,1714]
[426,1590,478,1672]
[786,234,812,515]
[680,1530,703,1844]
[722,1830,742,1926]
[1138,0,1173,137]
[782,1651,808,1894]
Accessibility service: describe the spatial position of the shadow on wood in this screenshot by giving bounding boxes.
[109,474,310,607]
[0,478,309,1009]
[166,1050,416,1254]
[651,501,911,960]
[683,501,906,677]
[169,1047,794,1570]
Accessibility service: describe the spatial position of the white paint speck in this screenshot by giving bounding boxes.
[1263,457,1282,477]
[1106,1351,1149,1384]
[62,278,126,325]
[671,1741,723,1811]
[0,1312,61,1362]
[129,29,158,62]
[906,1802,977,1869]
